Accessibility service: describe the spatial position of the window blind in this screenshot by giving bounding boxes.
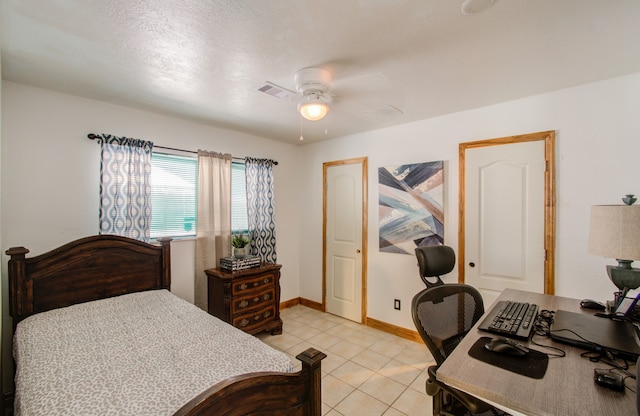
[232,162,248,232]
[150,153,197,238]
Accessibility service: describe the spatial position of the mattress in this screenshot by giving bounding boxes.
[13,289,293,415]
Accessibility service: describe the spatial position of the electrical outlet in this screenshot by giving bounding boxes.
[394,299,401,310]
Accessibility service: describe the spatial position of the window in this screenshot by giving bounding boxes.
[232,162,248,232]
[150,153,197,238]
[150,154,247,238]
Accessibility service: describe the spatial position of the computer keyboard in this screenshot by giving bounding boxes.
[478,300,539,340]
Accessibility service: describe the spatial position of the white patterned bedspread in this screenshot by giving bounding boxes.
[13,289,293,415]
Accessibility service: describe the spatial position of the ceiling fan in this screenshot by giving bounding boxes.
[294,67,333,121]
[259,67,403,124]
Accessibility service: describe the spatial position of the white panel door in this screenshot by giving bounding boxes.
[465,140,546,308]
[325,161,363,323]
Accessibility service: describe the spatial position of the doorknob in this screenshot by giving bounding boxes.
[356,249,361,253]
[469,262,476,267]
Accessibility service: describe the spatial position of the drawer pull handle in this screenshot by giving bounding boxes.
[263,293,270,301]
[264,310,271,318]
[239,319,249,327]
[264,278,270,284]
[239,300,248,308]
[254,315,261,321]
[253,282,259,287]
[239,283,247,290]
[254,297,259,302]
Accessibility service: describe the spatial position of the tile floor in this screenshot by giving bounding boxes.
[257,305,435,416]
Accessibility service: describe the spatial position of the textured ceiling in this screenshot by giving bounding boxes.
[2,0,640,144]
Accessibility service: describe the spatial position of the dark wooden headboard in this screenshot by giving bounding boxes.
[6,234,171,324]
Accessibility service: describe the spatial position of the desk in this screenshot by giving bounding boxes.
[437,289,637,416]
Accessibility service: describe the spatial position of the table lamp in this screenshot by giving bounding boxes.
[588,196,640,294]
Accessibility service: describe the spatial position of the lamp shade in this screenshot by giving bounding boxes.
[588,205,640,260]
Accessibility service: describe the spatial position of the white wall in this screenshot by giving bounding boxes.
[298,72,640,330]
[0,80,302,302]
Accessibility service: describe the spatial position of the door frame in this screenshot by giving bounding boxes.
[322,157,368,322]
[458,131,556,294]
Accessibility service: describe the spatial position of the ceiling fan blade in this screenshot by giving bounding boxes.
[331,72,404,121]
[331,72,392,99]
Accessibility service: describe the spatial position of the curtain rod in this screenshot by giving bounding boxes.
[87,133,278,165]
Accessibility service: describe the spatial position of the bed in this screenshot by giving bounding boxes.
[6,235,325,416]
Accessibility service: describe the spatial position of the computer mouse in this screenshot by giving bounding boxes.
[594,369,625,391]
[484,337,529,357]
[580,299,606,311]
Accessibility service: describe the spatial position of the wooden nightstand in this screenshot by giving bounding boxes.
[205,263,283,335]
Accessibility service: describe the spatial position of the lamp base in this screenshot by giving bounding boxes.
[607,263,640,291]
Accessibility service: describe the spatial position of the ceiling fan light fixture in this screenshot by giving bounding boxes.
[298,96,329,121]
[461,0,495,15]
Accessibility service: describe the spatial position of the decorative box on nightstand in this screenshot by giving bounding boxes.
[219,255,261,272]
[205,263,283,335]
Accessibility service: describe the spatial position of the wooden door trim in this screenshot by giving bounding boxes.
[322,157,368,323]
[458,131,556,294]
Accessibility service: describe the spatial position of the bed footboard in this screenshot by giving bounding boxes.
[173,348,326,416]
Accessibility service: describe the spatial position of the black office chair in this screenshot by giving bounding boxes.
[412,245,506,415]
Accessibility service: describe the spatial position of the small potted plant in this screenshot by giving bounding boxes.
[231,233,250,258]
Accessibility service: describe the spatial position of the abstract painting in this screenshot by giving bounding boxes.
[378,161,444,254]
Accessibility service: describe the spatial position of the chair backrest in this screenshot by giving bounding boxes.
[412,283,485,365]
[415,245,455,287]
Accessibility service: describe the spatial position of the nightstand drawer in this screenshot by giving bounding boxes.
[232,289,275,314]
[232,274,274,294]
[233,306,276,332]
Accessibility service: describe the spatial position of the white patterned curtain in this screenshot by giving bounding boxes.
[194,150,232,310]
[245,157,277,263]
[99,134,153,242]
